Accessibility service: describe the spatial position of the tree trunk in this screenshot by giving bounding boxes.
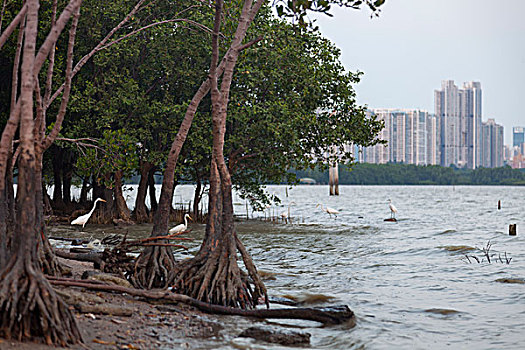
[170,0,267,309]
[62,149,74,203]
[193,176,202,220]
[51,145,63,204]
[91,175,114,224]
[133,160,152,222]
[147,166,157,213]
[0,1,82,343]
[79,176,89,204]
[113,170,131,221]
[131,0,263,290]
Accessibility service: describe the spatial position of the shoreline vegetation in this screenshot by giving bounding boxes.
[291,163,525,186]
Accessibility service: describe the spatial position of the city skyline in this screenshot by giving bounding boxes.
[311,0,524,145]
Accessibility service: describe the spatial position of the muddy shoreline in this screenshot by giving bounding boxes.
[1,258,227,350]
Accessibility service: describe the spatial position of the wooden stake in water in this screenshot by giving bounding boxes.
[329,162,339,196]
[498,200,501,210]
[509,224,517,236]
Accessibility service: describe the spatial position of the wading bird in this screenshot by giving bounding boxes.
[316,203,339,218]
[71,198,107,229]
[280,201,296,223]
[169,214,192,234]
[387,199,398,219]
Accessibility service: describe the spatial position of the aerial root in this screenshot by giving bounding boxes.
[131,245,176,289]
[171,239,261,309]
[0,258,82,345]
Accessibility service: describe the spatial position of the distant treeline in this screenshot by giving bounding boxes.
[292,163,525,186]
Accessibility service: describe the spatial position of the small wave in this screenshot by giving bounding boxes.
[424,308,462,316]
[435,229,457,235]
[280,292,336,305]
[495,278,525,284]
[439,245,476,253]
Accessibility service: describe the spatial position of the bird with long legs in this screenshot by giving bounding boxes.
[71,198,107,229]
[316,203,339,218]
[280,201,296,223]
[387,199,398,219]
[169,213,192,234]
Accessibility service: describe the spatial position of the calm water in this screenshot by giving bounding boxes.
[52,185,525,349]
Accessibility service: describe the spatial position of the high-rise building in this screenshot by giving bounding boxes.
[460,82,482,168]
[513,127,525,154]
[434,80,482,168]
[435,80,459,167]
[481,119,504,168]
[359,109,438,166]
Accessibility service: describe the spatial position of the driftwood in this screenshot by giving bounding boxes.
[54,286,133,316]
[49,236,90,245]
[48,278,355,325]
[55,249,103,266]
[239,326,311,345]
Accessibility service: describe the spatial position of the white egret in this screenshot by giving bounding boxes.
[387,199,398,219]
[71,198,106,229]
[280,201,296,223]
[316,203,339,218]
[169,214,192,234]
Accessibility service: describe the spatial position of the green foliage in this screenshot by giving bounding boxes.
[274,0,384,28]
[76,129,138,187]
[292,163,525,185]
[179,14,384,209]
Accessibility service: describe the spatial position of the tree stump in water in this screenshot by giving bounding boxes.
[509,224,517,236]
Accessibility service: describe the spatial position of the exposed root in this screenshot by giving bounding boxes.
[0,257,82,345]
[39,228,69,276]
[172,234,264,309]
[236,233,268,307]
[131,245,176,289]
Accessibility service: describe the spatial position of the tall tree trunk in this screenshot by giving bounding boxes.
[0,1,82,343]
[79,176,89,204]
[133,160,152,222]
[169,0,267,309]
[62,149,73,203]
[132,0,265,290]
[90,175,114,224]
[193,176,202,220]
[51,145,63,204]
[113,170,131,221]
[147,166,157,213]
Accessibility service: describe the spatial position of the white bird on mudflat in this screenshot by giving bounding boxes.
[71,198,106,229]
[169,214,192,234]
[316,203,339,218]
[387,199,398,219]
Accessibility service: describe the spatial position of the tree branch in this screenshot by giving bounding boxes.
[0,3,26,50]
[42,3,81,151]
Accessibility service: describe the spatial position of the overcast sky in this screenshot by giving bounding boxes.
[311,0,525,145]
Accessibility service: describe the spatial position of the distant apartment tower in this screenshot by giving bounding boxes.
[481,119,504,168]
[513,127,525,155]
[460,82,482,168]
[434,80,482,168]
[359,109,438,165]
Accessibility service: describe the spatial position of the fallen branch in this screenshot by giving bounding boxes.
[141,243,188,249]
[49,279,355,325]
[55,249,103,266]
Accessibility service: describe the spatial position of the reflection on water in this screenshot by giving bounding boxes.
[49,185,525,349]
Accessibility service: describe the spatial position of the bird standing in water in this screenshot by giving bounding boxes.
[169,214,192,234]
[316,203,339,218]
[71,198,107,229]
[387,199,398,219]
